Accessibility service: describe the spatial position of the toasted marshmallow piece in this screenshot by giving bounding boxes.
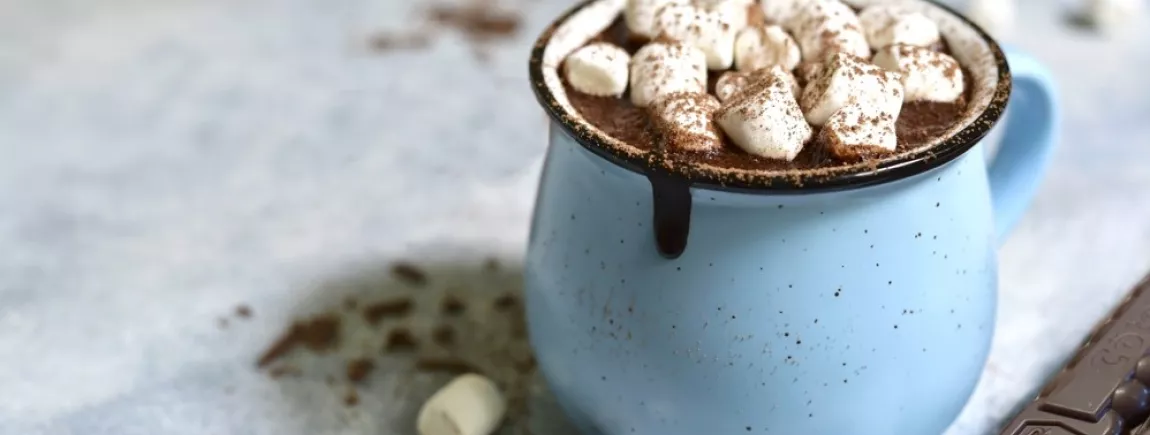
[734,25,801,72]
[820,104,899,161]
[790,0,870,61]
[545,0,627,68]
[858,6,941,50]
[966,0,1014,38]
[626,0,688,39]
[564,43,631,97]
[872,44,963,103]
[800,52,903,126]
[630,42,708,107]
[760,0,809,25]
[716,68,813,161]
[1089,0,1145,34]
[715,66,800,102]
[417,374,506,435]
[655,3,740,69]
[649,92,724,152]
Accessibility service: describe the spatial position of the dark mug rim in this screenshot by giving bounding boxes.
[527,0,1013,195]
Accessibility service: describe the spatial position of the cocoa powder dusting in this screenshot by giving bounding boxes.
[384,328,420,353]
[390,262,428,286]
[563,18,973,172]
[346,358,375,384]
[364,298,415,325]
[416,357,481,375]
[257,314,341,368]
[427,5,520,42]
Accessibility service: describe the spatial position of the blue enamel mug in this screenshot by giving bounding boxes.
[524,0,1058,433]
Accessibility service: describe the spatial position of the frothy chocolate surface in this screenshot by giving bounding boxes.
[565,16,973,173]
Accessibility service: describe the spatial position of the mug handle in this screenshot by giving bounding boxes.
[989,46,1061,244]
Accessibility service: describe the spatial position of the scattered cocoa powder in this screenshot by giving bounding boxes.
[344,390,360,407]
[493,293,519,312]
[432,324,456,346]
[391,262,429,286]
[441,295,466,317]
[269,365,302,379]
[256,314,341,368]
[364,298,415,325]
[347,358,375,384]
[416,357,481,375]
[427,5,520,42]
[368,30,434,52]
[384,328,420,353]
[235,305,252,319]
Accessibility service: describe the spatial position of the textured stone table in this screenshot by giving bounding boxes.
[1,0,1149,434]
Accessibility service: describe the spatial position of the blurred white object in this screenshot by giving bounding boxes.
[1089,0,1146,34]
[417,374,507,435]
[966,0,1014,39]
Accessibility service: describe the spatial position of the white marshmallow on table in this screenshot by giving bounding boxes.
[715,66,800,102]
[716,67,813,161]
[417,374,507,435]
[564,43,631,97]
[800,52,904,126]
[857,6,941,50]
[820,103,899,161]
[654,2,740,69]
[872,44,964,103]
[629,42,708,107]
[648,92,724,152]
[626,0,688,39]
[966,0,1014,39]
[1089,0,1146,34]
[789,0,870,62]
[734,24,801,72]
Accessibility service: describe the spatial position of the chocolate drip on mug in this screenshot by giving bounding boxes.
[648,174,692,259]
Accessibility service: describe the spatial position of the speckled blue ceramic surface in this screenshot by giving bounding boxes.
[0,0,1148,434]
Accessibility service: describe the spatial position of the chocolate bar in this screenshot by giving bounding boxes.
[1000,275,1150,435]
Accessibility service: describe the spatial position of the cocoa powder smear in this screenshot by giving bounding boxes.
[563,18,973,173]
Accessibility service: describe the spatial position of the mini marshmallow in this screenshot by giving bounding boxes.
[966,0,1014,38]
[872,44,964,103]
[1089,0,1146,34]
[417,374,507,435]
[545,0,627,68]
[716,67,813,161]
[655,2,739,69]
[564,43,631,97]
[820,104,899,161]
[858,6,941,50]
[630,42,708,107]
[760,0,809,25]
[626,0,688,39]
[790,0,870,61]
[649,92,724,152]
[714,66,800,102]
[800,52,903,126]
[734,25,801,72]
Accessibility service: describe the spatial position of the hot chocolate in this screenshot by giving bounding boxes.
[555,0,974,173]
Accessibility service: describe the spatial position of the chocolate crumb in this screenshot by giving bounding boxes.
[235,305,252,318]
[391,262,429,286]
[384,328,420,353]
[416,357,481,375]
[432,325,456,346]
[344,390,360,407]
[364,298,415,325]
[347,358,375,384]
[494,293,519,312]
[441,295,466,317]
[256,314,341,368]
